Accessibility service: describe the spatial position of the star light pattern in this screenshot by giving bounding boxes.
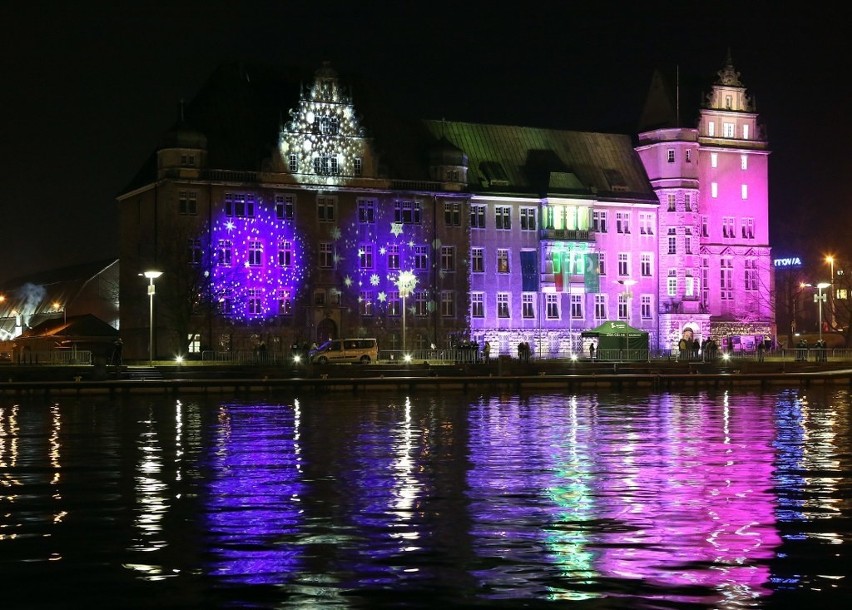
[209,203,306,322]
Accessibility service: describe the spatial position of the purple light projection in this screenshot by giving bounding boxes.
[209,197,307,321]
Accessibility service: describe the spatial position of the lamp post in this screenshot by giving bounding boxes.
[53,301,66,324]
[826,255,835,329]
[395,270,417,359]
[143,271,163,365]
[816,282,830,345]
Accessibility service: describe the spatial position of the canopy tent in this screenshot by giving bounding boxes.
[581,321,649,359]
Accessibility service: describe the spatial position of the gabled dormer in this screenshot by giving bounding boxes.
[278,61,372,185]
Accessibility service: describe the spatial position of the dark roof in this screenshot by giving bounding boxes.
[638,69,679,132]
[22,314,119,340]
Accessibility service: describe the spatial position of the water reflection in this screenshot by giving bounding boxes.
[0,388,850,608]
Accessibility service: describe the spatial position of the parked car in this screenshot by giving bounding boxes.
[309,338,378,365]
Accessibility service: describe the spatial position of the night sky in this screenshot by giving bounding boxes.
[3,1,849,283]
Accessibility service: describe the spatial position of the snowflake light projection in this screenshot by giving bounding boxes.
[209,201,306,321]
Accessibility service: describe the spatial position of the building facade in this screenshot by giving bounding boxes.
[117,57,774,361]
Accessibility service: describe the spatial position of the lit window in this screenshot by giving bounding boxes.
[741,154,748,170]
[497,249,510,273]
[741,184,748,200]
[710,152,718,168]
[708,121,715,137]
[742,124,749,140]
[711,182,718,198]
[723,123,735,138]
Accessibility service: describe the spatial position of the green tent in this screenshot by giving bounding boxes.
[581,321,649,359]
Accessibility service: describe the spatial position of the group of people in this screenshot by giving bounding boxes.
[517,341,532,363]
[796,338,829,362]
[677,337,721,362]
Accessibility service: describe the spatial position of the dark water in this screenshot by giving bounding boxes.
[1,387,850,609]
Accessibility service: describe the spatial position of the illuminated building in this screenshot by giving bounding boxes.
[117,57,774,360]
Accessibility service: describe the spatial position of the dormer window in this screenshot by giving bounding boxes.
[354,158,362,176]
[314,155,340,176]
[314,115,340,135]
[288,153,299,172]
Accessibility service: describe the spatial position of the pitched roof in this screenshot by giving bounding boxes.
[422,120,656,200]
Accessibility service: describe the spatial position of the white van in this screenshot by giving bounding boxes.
[309,338,378,365]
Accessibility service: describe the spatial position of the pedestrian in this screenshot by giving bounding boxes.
[112,338,123,366]
[757,340,765,362]
[483,341,491,362]
[589,342,596,360]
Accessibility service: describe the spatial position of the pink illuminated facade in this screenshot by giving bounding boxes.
[117,56,773,360]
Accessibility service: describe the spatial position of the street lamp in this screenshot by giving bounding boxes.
[826,255,835,328]
[617,279,637,326]
[53,301,66,324]
[816,282,830,345]
[395,270,417,358]
[142,270,163,365]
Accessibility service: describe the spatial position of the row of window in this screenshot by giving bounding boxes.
[665,150,751,169]
[471,292,654,321]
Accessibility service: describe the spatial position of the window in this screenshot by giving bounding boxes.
[225,193,255,217]
[187,239,202,265]
[495,206,511,230]
[641,295,651,320]
[278,289,292,315]
[248,240,263,266]
[315,115,340,135]
[314,290,326,306]
[743,125,749,140]
[571,293,583,319]
[708,121,715,137]
[545,293,559,319]
[594,295,606,321]
[247,288,263,315]
[639,212,654,235]
[444,202,461,226]
[180,154,195,167]
[742,217,755,239]
[217,239,232,266]
[745,259,758,291]
[710,152,718,168]
[313,154,340,175]
[497,249,510,273]
[667,149,675,163]
[641,253,652,277]
[685,150,691,163]
[741,154,748,170]
[353,158,363,176]
[317,196,336,222]
[711,182,718,198]
[618,294,628,320]
[522,293,535,318]
[440,291,455,317]
[685,234,692,255]
[720,258,733,300]
[701,216,709,237]
[592,210,608,232]
[387,244,399,270]
[440,246,455,272]
[471,292,484,318]
[414,245,428,270]
[667,194,676,211]
[288,153,298,172]
[275,194,295,220]
[360,291,373,316]
[616,212,630,233]
[219,289,233,315]
[723,217,735,238]
[471,247,484,273]
[470,204,486,228]
[358,198,376,223]
[723,123,735,138]
[278,239,293,267]
[725,95,732,109]
[520,207,537,231]
[685,273,695,297]
[394,200,422,224]
[388,291,400,316]
[319,242,334,268]
[741,184,748,200]
[179,191,197,215]
[598,252,606,276]
[667,229,677,255]
[359,244,373,269]
[618,253,629,276]
[497,293,510,318]
[414,291,428,316]
[684,193,691,212]
[667,270,677,296]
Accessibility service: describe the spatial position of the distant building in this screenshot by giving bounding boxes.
[117,56,774,361]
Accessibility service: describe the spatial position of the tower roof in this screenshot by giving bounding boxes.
[637,69,679,131]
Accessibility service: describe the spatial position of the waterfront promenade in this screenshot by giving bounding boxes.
[3,356,852,397]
